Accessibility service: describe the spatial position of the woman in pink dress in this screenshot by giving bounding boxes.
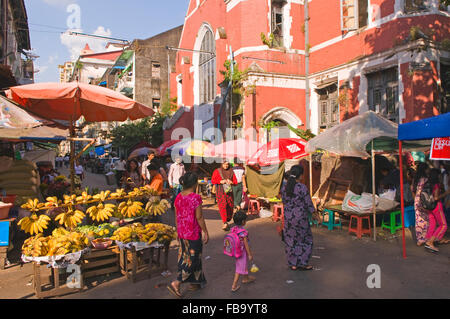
[168,172,209,298]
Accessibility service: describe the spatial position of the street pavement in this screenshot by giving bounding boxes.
[0,169,449,299]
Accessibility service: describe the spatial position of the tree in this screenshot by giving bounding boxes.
[110,113,167,155]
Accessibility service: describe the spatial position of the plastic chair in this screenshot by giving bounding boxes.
[321,209,342,230]
[348,215,372,239]
[381,210,402,234]
[272,203,284,222]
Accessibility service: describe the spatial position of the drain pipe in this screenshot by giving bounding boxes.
[217,82,232,138]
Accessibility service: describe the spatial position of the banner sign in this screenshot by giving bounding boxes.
[430,137,450,160]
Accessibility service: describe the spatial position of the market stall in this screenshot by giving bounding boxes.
[17,186,176,297]
[306,111,428,241]
[398,112,450,258]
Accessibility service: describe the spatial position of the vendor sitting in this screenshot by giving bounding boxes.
[144,163,164,195]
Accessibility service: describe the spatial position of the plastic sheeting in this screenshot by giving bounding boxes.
[306,111,398,158]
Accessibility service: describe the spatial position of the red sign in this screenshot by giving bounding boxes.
[430,137,450,160]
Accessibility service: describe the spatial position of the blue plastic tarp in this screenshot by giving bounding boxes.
[398,112,450,141]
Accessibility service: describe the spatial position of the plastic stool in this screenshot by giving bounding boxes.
[272,203,284,222]
[381,210,402,234]
[321,209,342,230]
[348,215,372,239]
[248,199,260,215]
[309,215,320,227]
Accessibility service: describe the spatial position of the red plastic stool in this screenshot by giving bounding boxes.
[272,203,284,222]
[248,199,260,215]
[348,215,372,239]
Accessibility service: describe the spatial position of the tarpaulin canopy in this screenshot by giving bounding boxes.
[246,162,285,198]
[0,95,67,141]
[306,111,398,158]
[398,112,450,141]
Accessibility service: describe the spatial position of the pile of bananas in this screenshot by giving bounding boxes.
[22,228,89,257]
[17,213,51,235]
[110,222,176,245]
[75,191,92,204]
[110,188,127,200]
[117,199,144,218]
[55,207,85,229]
[145,198,170,216]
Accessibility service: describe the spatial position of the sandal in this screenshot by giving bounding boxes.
[289,266,298,271]
[242,276,256,284]
[298,265,314,271]
[167,282,182,298]
[231,285,241,292]
[424,244,439,253]
[437,239,450,245]
[188,284,201,292]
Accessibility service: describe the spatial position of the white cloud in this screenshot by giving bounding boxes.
[47,54,58,64]
[60,26,112,61]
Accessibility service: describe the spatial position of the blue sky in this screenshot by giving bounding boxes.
[25,0,189,83]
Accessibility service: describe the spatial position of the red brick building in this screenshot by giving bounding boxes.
[164,0,450,143]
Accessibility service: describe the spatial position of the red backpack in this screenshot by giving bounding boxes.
[223,227,247,258]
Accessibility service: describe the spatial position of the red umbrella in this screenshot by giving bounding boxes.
[157,140,180,156]
[247,138,308,166]
[6,82,154,122]
[6,82,154,191]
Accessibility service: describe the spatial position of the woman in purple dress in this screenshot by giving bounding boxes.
[281,165,317,271]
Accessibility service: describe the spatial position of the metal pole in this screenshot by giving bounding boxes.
[309,153,313,196]
[371,141,376,241]
[304,0,310,130]
[229,47,234,140]
[399,140,407,259]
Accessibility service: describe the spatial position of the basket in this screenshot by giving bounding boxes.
[0,203,13,220]
[92,238,113,250]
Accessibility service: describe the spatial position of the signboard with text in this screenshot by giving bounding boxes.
[430,137,450,161]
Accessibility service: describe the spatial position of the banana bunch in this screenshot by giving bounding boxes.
[18,213,51,235]
[128,188,144,198]
[93,190,112,202]
[55,207,85,229]
[63,194,78,206]
[21,198,45,213]
[44,196,62,209]
[22,233,49,257]
[110,188,127,200]
[145,199,170,216]
[142,187,159,196]
[87,202,116,222]
[76,191,92,204]
[117,199,144,218]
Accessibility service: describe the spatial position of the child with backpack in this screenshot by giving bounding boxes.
[224,210,256,292]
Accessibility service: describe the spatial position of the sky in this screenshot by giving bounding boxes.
[24,0,189,83]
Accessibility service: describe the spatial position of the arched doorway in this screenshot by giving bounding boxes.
[259,107,303,143]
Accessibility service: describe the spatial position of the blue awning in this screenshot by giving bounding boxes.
[398,112,450,141]
[98,81,107,86]
[113,66,125,70]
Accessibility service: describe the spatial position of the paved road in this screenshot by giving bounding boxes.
[1,169,449,299]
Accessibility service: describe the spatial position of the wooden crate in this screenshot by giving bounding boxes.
[119,243,170,283]
[32,262,83,299]
[80,246,120,281]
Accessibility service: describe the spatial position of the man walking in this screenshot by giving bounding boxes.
[141,150,168,185]
[168,156,185,205]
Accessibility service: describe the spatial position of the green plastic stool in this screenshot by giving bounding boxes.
[321,209,342,230]
[381,210,402,234]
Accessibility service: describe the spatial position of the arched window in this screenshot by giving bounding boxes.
[199,29,216,104]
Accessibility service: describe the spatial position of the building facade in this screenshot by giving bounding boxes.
[0,0,33,88]
[164,0,450,144]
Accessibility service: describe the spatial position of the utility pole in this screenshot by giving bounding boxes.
[304,0,310,130]
[229,46,234,140]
